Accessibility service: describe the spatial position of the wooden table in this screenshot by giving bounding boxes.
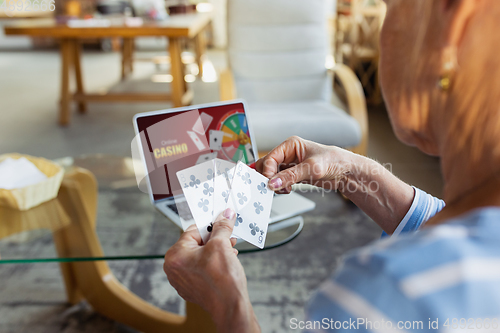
[3,14,211,125]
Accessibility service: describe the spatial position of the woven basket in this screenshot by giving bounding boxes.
[0,154,64,211]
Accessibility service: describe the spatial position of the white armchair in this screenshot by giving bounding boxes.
[219,0,368,155]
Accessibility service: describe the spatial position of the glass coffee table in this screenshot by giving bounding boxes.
[0,155,304,332]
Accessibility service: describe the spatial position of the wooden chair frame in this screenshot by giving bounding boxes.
[52,169,217,333]
[336,0,386,104]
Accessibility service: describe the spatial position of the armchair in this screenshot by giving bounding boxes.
[219,0,368,156]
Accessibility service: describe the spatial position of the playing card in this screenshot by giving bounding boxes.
[231,163,253,212]
[187,131,207,151]
[192,112,213,135]
[211,161,239,239]
[244,143,256,164]
[209,130,224,151]
[176,160,216,244]
[200,112,213,133]
[213,171,232,218]
[192,111,204,135]
[228,161,274,248]
[196,152,218,165]
[213,160,236,212]
[214,158,236,179]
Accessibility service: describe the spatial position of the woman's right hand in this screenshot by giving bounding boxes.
[257,136,416,234]
[255,136,356,194]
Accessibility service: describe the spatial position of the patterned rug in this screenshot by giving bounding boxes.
[0,187,381,333]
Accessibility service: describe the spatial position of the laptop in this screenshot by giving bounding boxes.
[132,99,315,230]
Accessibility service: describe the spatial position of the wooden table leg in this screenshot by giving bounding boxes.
[129,39,135,73]
[122,38,129,80]
[121,39,128,80]
[194,31,206,78]
[168,37,186,107]
[59,39,72,125]
[121,38,134,80]
[53,169,217,333]
[72,40,87,114]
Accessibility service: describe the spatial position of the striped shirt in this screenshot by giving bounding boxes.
[303,188,500,332]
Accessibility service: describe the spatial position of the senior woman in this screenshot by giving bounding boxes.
[164,0,500,331]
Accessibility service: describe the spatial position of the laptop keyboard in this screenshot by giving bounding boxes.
[167,203,179,215]
[166,201,193,220]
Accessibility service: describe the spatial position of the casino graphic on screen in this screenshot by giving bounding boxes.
[133,102,256,201]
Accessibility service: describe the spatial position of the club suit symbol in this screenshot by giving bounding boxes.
[257,182,267,194]
[254,202,263,214]
[203,183,214,196]
[241,172,251,185]
[189,175,201,188]
[224,168,233,181]
[237,192,247,205]
[207,168,214,180]
[235,214,243,227]
[198,198,209,212]
[222,190,229,203]
[249,223,264,236]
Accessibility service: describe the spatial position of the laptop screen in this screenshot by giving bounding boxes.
[135,102,257,202]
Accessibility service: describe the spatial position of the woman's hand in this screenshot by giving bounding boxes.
[256,136,355,194]
[164,208,260,333]
[256,136,415,234]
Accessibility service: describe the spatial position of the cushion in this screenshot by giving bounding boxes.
[228,0,331,26]
[234,73,331,103]
[247,100,362,151]
[229,24,327,53]
[227,0,332,101]
[230,49,327,80]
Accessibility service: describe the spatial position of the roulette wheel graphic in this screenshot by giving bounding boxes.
[215,110,255,164]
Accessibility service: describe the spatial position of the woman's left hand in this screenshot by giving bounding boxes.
[164,208,261,333]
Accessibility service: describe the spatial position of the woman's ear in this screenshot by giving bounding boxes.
[441,0,482,49]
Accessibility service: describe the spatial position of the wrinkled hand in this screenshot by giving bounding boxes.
[258,136,415,235]
[164,208,260,333]
[256,136,354,193]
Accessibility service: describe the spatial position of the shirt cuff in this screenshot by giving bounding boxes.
[392,187,419,237]
[381,186,445,238]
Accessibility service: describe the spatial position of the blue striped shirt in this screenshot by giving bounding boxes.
[303,188,500,332]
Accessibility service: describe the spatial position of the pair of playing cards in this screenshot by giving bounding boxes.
[176,158,274,249]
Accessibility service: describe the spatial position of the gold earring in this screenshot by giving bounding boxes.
[438,47,457,92]
[438,73,451,91]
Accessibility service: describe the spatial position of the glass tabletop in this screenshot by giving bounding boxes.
[0,155,304,264]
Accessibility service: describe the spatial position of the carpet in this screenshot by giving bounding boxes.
[0,184,381,333]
